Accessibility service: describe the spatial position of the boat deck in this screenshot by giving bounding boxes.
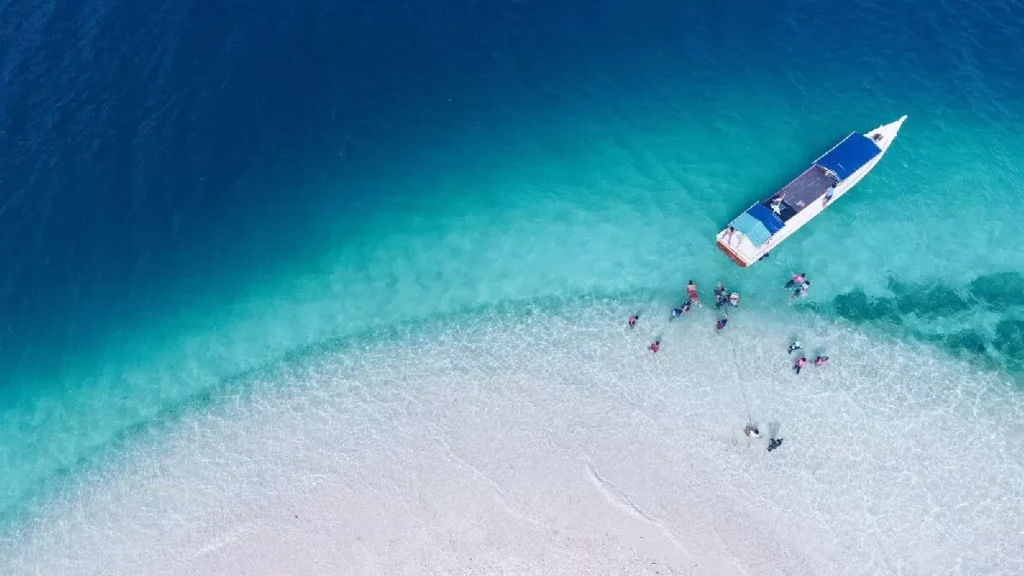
[765,166,836,222]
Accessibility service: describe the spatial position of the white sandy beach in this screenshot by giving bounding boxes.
[2,302,1022,575]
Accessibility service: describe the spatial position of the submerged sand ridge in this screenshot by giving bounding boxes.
[2,300,1022,574]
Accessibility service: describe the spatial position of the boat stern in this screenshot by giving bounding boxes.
[716,237,750,267]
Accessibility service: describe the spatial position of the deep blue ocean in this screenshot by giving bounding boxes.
[4,0,1024,380]
[2,0,1024,570]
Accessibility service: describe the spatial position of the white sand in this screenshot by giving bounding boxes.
[2,302,1022,575]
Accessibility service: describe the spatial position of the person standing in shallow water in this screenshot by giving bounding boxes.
[716,314,728,330]
[793,356,807,374]
[815,355,829,366]
[628,314,638,328]
[649,340,660,353]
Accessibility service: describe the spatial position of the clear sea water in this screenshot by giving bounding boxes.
[2,0,1024,572]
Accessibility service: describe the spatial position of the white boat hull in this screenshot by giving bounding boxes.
[716,116,906,267]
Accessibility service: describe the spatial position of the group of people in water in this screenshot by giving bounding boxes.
[785,272,811,300]
[787,341,828,374]
[629,279,739,353]
[626,272,834,453]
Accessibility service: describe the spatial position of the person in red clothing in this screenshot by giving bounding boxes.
[649,340,661,353]
[686,280,701,306]
[793,356,808,374]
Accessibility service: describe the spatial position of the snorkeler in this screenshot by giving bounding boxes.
[670,301,692,320]
[815,355,829,366]
[650,340,661,353]
[793,356,807,374]
[788,341,802,354]
[714,282,727,300]
[629,314,639,328]
[790,280,811,300]
[784,273,807,289]
[767,438,784,452]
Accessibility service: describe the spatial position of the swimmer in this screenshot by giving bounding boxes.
[628,314,639,328]
[767,438,784,452]
[728,292,739,307]
[649,340,661,353]
[793,356,807,374]
[670,301,692,320]
[714,287,728,308]
[716,314,728,330]
[788,341,802,354]
[686,280,701,306]
[790,280,811,300]
[784,273,807,289]
[815,355,829,366]
[744,424,760,439]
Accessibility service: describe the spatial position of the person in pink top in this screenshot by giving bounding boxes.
[649,340,660,353]
[815,355,829,366]
[628,314,639,328]
[793,356,807,374]
[785,273,806,289]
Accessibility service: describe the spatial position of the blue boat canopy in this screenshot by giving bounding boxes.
[746,203,784,234]
[728,203,785,247]
[729,211,771,247]
[814,133,881,181]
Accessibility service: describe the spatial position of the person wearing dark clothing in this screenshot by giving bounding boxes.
[671,301,692,320]
[767,438,784,452]
[785,273,806,289]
